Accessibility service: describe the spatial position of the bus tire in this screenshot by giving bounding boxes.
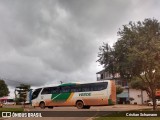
[76,100,84,109]
[84,106,90,109]
[48,106,54,109]
[39,102,45,109]
[148,103,152,106]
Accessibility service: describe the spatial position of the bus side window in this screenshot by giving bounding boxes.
[81,84,90,92]
[90,84,94,91]
[60,86,70,93]
[70,85,81,92]
[101,83,108,90]
[90,83,108,91]
[41,87,52,94]
[51,87,59,94]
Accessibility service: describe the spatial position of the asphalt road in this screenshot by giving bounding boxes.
[1,105,155,120]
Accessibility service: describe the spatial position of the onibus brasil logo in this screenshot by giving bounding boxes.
[1,112,42,118]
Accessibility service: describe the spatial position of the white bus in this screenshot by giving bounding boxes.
[31,80,116,109]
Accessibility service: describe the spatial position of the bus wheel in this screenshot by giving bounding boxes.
[148,103,152,106]
[76,101,84,109]
[39,102,45,109]
[84,106,90,109]
[48,106,54,109]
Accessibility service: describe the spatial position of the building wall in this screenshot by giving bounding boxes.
[129,89,149,104]
[96,70,150,105]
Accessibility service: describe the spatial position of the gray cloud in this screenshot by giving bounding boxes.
[58,0,132,35]
[0,0,160,89]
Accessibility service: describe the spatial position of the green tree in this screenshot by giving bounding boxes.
[98,18,160,110]
[130,78,146,90]
[0,79,9,97]
[130,77,150,97]
[116,85,124,95]
[97,43,117,78]
[130,77,160,98]
[15,84,30,107]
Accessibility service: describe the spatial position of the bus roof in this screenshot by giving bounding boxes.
[32,80,112,90]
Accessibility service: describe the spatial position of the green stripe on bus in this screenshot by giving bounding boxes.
[59,83,76,86]
[51,93,71,102]
[51,83,76,102]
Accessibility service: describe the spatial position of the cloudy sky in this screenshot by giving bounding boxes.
[0,0,160,92]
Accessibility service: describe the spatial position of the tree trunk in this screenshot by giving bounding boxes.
[151,88,156,110]
[152,96,156,110]
[23,96,25,108]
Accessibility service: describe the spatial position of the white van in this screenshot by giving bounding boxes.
[148,99,160,106]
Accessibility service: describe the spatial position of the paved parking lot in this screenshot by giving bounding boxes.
[1,105,157,120]
[28,104,153,111]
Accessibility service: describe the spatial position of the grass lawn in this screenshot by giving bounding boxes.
[0,108,24,117]
[0,107,24,112]
[139,108,160,111]
[94,108,160,120]
[95,117,160,120]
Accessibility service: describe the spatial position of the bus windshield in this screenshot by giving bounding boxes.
[32,88,42,100]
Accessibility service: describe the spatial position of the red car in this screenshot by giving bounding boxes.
[0,102,3,108]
